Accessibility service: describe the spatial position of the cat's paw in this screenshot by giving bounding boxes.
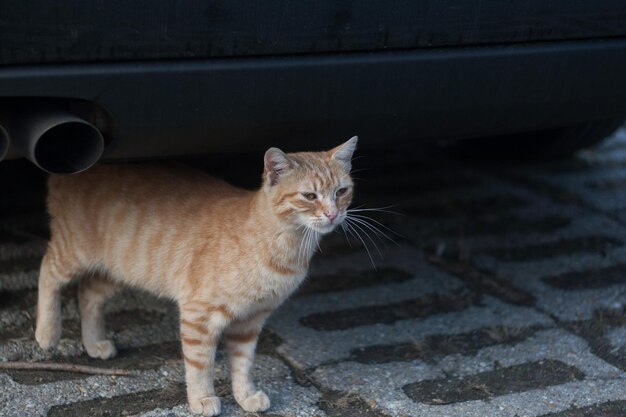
[84,340,118,359]
[239,390,271,413]
[35,322,61,350]
[189,396,221,416]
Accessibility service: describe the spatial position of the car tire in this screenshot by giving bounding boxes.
[445,119,624,160]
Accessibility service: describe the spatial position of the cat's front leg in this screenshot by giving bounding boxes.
[179,302,233,416]
[224,309,273,413]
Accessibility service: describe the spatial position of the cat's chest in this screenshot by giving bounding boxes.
[253,238,309,299]
[254,267,307,303]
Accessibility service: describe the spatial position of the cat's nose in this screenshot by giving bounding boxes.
[324,210,338,222]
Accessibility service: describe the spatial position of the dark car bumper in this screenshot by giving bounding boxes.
[1,1,626,159]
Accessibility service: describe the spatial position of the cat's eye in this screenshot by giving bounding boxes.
[336,187,348,197]
[302,192,317,201]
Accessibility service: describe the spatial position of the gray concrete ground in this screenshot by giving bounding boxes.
[2,127,626,417]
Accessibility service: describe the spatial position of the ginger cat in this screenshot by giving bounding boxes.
[35,137,358,416]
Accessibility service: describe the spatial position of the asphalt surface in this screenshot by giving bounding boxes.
[2,128,626,417]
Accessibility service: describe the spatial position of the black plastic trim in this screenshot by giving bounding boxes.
[1,39,625,158]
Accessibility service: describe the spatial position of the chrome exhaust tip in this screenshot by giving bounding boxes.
[7,110,104,174]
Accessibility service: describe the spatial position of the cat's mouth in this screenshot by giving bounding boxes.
[311,219,344,234]
[314,224,336,234]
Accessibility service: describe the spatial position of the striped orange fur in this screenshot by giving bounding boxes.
[35,137,357,416]
[224,330,259,343]
[183,353,208,370]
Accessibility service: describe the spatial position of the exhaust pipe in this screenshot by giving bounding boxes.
[0,124,8,162]
[4,108,104,174]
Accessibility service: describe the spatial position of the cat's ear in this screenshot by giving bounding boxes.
[330,136,358,172]
[264,147,293,186]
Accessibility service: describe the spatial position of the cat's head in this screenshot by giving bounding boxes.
[263,136,358,234]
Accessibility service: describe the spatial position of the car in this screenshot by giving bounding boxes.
[1,1,626,173]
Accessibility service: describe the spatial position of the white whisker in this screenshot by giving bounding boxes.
[297,229,303,266]
[344,219,377,270]
[347,207,402,216]
[346,215,401,244]
[347,213,404,238]
[349,168,372,175]
[304,227,310,263]
[346,215,388,240]
[298,226,309,266]
[300,228,306,266]
[340,223,353,247]
[305,227,313,263]
[349,204,396,210]
[346,218,383,258]
[306,227,317,260]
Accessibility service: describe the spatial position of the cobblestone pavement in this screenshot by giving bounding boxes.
[2,128,626,417]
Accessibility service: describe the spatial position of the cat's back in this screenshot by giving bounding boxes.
[47,163,255,278]
[48,162,246,213]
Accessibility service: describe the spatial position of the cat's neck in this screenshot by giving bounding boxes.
[252,190,320,268]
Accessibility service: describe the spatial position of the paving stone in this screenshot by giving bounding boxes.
[587,177,626,190]
[272,290,551,369]
[5,341,180,385]
[0,303,180,363]
[0,253,42,275]
[349,325,545,365]
[318,390,391,417]
[403,359,585,405]
[0,288,34,311]
[429,208,625,256]
[300,291,481,331]
[496,173,586,205]
[562,308,626,373]
[543,264,626,290]
[404,195,528,218]
[297,267,413,297]
[484,236,623,262]
[371,174,559,250]
[3,128,626,416]
[134,355,325,417]
[513,157,626,215]
[0,229,33,245]
[426,255,535,306]
[313,329,626,417]
[316,232,368,258]
[605,326,626,352]
[1,354,323,417]
[430,213,572,239]
[0,309,31,342]
[539,400,626,416]
[0,367,173,417]
[475,242,626,320]
[270,245,551,369]
[47,382,187,417]
[294,247,467,314]
[0,267,39,291]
